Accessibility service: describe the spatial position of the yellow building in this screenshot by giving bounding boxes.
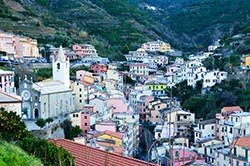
[159,42,171,52]
[241,54,250,66]
[148,84,167,91]
[98,130,123,147]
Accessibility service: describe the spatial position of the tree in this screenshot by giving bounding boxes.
[0,107,31,142]
[46,117,54,124]
[61,120,82,140]
[18,137,75,166]
[36,118,46,129]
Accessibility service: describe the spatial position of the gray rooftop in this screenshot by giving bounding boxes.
[0,92,22,103]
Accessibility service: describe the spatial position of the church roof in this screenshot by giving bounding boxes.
[56,46,66,62]
[33,80,72,94]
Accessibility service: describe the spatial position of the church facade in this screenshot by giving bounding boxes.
[18,46,75,120]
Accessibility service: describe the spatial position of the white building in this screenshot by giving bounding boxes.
[18,46,75,121]
[215,137,250,166]
[0,69,16,94]
[129,63,154,80]
[194,119,216,143]
[0,92,22,117]
[203,70,227,88]
[128,85,152,110]
[163,108,195,138]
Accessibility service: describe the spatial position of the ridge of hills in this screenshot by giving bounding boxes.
[0,0,249,60]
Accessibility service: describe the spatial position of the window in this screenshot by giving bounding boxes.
[156,115,159,118]
[79,94,82,97]
[76,114,78,118]
[85,123,87,126]
[184,116,187,119]
[79,88,82,92]
[211,126,214,130]
[85,116,87,119]
[57,63,60,69]
[79,99,82,103]
[73,114,75,117]
[85,130,87,133]
[230,127,233,134]
[233,147,237,156]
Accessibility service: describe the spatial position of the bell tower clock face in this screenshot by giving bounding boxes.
[22,90,31,101]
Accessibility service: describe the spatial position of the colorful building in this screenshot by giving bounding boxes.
[241,54,250,67]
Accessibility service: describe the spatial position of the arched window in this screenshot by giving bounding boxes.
[57,63,60,69]
[34,108,39,119]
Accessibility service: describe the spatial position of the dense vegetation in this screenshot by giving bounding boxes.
[0,140,41,166]
[0,108,75,166]
[0,0,249,59]
[172,78,250,119]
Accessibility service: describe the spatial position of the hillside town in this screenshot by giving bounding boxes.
[0,30,250,166]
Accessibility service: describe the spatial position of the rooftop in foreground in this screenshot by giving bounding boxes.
[49,139,156,166]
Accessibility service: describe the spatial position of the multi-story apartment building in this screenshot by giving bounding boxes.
[0,69,15,94]
[0,32,40,58]
[215,137,250,166]
[216,106,243,142]
[203,70,227,88]
[70,105,97,133]
[194,119,216,143]
[72,44,98,57]
[141,40,171,52]
[14,36,40,58]
[0,32,15,56]
[163,108,195,138]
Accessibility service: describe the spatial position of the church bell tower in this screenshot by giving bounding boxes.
[52,46,70,87]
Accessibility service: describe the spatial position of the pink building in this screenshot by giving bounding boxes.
[171,148,205,166]
[137,95,154,120]
[72,44,97,57]
[82,106,97,133]
[107,97,130,114]
[95,122,116,132]
[90,64,107,73]
[14,36,39,58]
[0,32,39,58]
[71,106,97,133]
[76,70,92,80]
[0,32,15,55]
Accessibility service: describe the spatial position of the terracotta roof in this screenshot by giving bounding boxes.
[49,139,156,166]
[232,137,250,148]
[221,106,243,113]
[102,130,124,139]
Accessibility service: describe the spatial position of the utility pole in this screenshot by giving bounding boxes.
[168,83,173,166]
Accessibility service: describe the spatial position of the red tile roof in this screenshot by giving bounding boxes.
[49,139,156,166]
[221,106,243,113]
[232,137,250,148]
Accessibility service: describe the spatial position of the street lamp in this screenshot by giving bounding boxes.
[147,139,159,166]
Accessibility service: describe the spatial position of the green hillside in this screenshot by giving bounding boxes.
[0,0,249,60]
[0,140,41,166]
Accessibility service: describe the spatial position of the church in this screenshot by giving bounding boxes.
[18,46,75,120]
